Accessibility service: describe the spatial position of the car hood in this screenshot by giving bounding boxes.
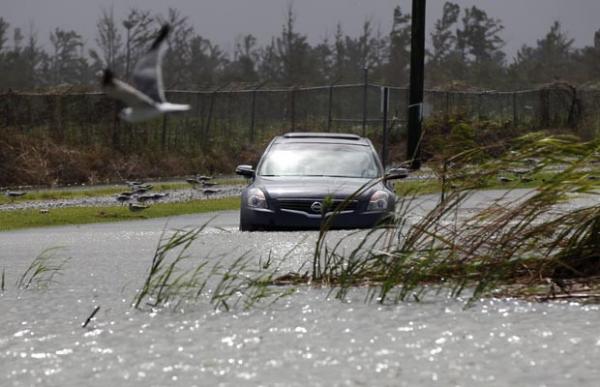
[256,176,381,199]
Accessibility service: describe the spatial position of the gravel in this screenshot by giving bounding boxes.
[0,185,244,212]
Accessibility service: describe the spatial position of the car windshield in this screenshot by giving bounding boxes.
[258,142,381,178]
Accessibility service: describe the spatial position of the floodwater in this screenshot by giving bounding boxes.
[1,200,600,386]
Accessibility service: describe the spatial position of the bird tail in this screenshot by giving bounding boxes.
[150,24,170,51]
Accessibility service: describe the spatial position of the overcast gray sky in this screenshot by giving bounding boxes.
[4,0,600,59]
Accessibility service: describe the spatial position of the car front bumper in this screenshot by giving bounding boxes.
[241,206,391,230]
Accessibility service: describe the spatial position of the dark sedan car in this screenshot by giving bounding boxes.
[235,132,407,231]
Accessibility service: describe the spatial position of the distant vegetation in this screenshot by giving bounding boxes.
[1,2,600,91]
[1,2,599,188]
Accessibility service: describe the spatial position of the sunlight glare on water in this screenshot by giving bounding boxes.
[1,219,599,386]
[2,287,600,386]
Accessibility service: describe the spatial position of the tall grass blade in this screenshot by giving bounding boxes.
[16,247,70,290]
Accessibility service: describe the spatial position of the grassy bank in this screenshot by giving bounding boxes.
[311,133,600,304]
[0,197,240,231]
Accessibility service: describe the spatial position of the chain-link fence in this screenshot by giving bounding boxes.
[1,83,598,159]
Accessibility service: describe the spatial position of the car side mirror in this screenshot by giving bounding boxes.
[384,167,409,180]
[236,164,255,178]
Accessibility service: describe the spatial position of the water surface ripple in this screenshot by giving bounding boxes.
[1,212,599,386]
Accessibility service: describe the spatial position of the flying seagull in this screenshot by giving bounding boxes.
[101,24,190,122]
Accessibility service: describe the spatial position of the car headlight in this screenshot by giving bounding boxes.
[247,188,268,209]
[367,191,389,211]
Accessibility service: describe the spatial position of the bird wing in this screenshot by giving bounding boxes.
[132,24,170,103]
[102,70,156,108]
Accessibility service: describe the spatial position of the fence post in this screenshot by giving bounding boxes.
[327,84,333,131]
[205,90,217,141]
[249,89,257,142]
[362,67,368,136]
[54,94,64,142]
[3,92,12,127]
[540,88,550,128]
[194,93,202,145]
[161,114,168,151]
[512,92,518,127]
[112,100,119,150]
[381,87,389,168]
[290,87,296,132]
[445,91,450,121]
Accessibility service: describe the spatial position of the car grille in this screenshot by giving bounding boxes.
[278,199,359,213]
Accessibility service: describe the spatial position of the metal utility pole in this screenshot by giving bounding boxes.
[407,0,426,170]
[362,67,368,136]
[327,84,334,131]
[381,87,390,168]
[249,88,257,142]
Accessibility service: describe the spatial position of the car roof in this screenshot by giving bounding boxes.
[274,132,371,146]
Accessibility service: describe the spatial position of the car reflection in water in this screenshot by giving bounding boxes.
[236,132,408,231]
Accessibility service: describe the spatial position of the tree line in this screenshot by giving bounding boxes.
[1,2,599,92]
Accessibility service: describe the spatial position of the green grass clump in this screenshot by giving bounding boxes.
[394,179,442,196]
[0,197,240,231]
[134,225,294,311]
[16,247,70,290]
[310,133,600,304]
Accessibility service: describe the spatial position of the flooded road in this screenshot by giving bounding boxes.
[1,191,600,386]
